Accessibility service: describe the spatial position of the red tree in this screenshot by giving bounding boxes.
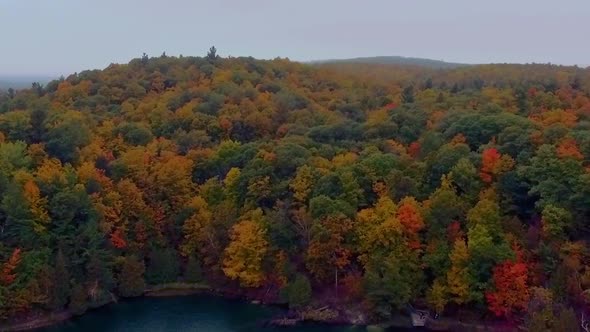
[110,228,127,249]
[1,248,22,285]
[486,260,530,317]
[480,148,501,183]
[556,138,584,160]
[408,142,421,158]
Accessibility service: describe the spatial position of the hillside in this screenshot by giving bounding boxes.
[1,52,590,329]
[312,55,467,69]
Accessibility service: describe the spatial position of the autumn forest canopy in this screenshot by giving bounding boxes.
[1,49,590,329]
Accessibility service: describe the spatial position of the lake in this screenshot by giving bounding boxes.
[36,294,415,332]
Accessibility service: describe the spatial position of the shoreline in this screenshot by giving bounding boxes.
[0,283,518,332]
[0,312,72,332]
[0,283,211,332]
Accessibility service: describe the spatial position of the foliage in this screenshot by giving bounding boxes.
[486,260,530,317]
[222,218,269,287]
[280,274,312,308]
[146,249,180,285]
[0,53,589,321]
[118,256,146,297]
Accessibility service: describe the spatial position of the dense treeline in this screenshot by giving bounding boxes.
[1,49,590,329]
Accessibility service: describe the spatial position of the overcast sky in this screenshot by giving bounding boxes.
[1,0,589,76]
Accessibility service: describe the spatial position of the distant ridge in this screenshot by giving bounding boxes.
[0,76,56,90]
[311,55,469,69]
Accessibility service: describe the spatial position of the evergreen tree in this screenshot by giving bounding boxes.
[118,256,146,297]
[401,85,415,104]
[49,249,71,309]
[146,248,180,284]
[69,284,88,316]
[184,255,202,283]
[207,46,218,60]
[280,274,312,308]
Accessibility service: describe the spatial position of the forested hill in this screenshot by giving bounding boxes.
[1,51,590,329]
[312,55,467,69]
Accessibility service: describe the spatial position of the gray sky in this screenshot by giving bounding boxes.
[1,0,589,76]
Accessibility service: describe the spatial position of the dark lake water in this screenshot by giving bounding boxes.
[36,294,416,332]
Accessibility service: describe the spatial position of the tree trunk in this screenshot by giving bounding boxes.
[334,268,338,296]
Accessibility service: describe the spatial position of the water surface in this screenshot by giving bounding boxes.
[38,294,412,332]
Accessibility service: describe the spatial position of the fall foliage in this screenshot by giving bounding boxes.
[0,52,589,324]
[222,218,269,287]
[486,260,530,317]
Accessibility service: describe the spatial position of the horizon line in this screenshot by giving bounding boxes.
[1,54,588,78]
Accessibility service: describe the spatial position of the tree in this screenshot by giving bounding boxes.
[118,256,146,297]
[356,195,402,264]
[396,196,424,247]
[110,228,127,249]
[364,246,423,318]
[425,176,466,238]
[207,46,218,60]
[480,148,514,183]
[147,155,194,213]
[401,85,415,104]
[30,108,47,143]
[69,284,88,316]
[520,144,585,211]
[85,251,115,302]
[467,222,512,303]
[306,214,352,289]
[23,179,50,233]
[553,307,580,332]
[449,158,481,202]
[146,249,179,284]
[280,274,312,308]
[222,219,269,287]
[184,255,202,283]
[290,165,315,203]
[309,195,354,219]
[525,287,555,332]
[49,250,71,309]
[486,260,530,317]
[427,278,448,314]
[556,138,583,160]
[45,114,91,163]
[1,248,21,286]
[181,196,213,257]
[541,204,571,240]
[467,198,503,236]
[447,238,471,305]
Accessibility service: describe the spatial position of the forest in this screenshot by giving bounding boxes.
[1,48,590,330]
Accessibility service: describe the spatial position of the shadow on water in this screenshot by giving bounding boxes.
[35,294,421,332]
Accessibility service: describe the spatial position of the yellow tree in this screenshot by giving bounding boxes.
[22,180,50,233]
[427,278,449,314]
[447,238,471,304]
[34,158,67,187]
[222,219,269,287]
[181,196,213,258]
[148,155,194,213]
[223,167,241,203]
[290,165,315,203]
[356,195,402,265]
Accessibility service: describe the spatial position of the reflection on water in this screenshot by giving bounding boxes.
[37,294,415,332]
